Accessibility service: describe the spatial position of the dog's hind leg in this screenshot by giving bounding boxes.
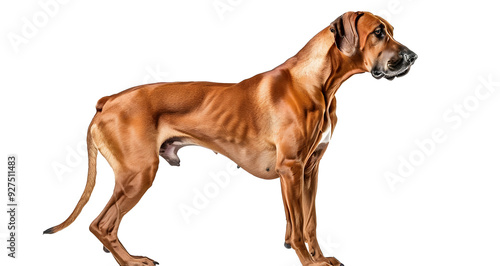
[89,123,160,266]
[90,162,159,266]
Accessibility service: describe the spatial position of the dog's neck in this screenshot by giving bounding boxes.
[284,27,366,104]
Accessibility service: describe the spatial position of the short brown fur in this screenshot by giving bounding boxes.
[45,11,416,266]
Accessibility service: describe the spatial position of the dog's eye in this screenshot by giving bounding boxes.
[374,28,384,38]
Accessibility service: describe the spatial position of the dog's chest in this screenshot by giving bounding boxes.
[319,118,332,144]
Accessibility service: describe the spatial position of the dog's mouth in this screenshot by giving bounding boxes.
[371,52,417,81]
[371,64,413,81]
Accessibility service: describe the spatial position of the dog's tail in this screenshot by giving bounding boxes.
[43,125,98,235]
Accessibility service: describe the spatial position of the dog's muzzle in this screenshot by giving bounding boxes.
[371,48,418,80]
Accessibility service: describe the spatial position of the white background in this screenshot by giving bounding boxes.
[1,0,499,265]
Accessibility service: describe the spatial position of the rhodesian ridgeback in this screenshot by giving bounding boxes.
[45,11,417,266]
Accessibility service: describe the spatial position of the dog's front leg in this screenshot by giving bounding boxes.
[278,158,331,266]
[303,143,343,266]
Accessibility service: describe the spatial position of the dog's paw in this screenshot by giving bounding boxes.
[126,256,159,266]
[323,256,343,266]
[306,262,332,266]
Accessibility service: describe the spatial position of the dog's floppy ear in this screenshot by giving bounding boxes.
[330,11,364,57]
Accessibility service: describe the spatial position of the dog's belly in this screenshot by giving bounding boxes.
[159,135,278,180]
[222,145,278,179]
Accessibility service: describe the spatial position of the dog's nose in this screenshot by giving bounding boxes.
[404,51,418,65]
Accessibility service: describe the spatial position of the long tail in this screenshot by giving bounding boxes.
[43,126,98,234]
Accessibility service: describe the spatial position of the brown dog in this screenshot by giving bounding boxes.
[44,11,417,266]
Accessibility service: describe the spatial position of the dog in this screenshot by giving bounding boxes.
[44,11,417,266]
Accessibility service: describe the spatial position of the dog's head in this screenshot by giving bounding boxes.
[330,11,417,80]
